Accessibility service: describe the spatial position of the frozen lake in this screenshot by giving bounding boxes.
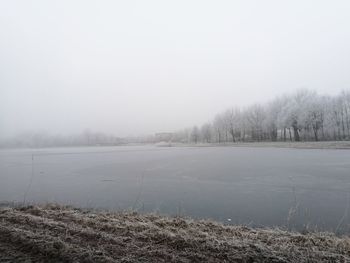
[1,145,350,233]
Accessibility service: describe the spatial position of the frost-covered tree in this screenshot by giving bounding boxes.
[301,96,325,141]
[175,89,350,144]
[246,104,266,141]
[265,97,286,141]
[200,123,212,143]
[213,115,225,143]
[222,108,241,142]
[190,126,200,144]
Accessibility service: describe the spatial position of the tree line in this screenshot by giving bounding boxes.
[0,131,125,148]
[173,90,350,143]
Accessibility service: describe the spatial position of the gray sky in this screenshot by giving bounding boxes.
[1,0,350,137]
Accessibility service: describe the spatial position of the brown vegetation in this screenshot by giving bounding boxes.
[0,204,349,262]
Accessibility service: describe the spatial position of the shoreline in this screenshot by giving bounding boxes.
[2,141,350,151]
[0,204,349,262]
[163,141,350,150]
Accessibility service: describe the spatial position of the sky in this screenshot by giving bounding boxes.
[1,0,350,137]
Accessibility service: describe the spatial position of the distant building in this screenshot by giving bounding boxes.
[155,132,173,142]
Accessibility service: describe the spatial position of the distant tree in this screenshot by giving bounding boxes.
[190,126,200,144]
[223,108,241,142]
[213,115,225,143]
[200,123,212,143]
[246,104,266,141]
[175,89,350,144]
[266,97,286,141]
[302,96,325,141]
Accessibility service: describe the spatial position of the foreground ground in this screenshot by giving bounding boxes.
[0,205,349,262]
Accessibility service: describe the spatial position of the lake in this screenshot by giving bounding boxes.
[1,145,350,233]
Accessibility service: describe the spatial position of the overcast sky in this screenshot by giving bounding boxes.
[1,0,350,137]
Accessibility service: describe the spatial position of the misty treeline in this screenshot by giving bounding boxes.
[173,90,350,143]
[2,89,350,148]
[0,131,125,148]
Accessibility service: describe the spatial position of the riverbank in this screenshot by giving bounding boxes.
[165,141,350,149]
[0,204,349,262]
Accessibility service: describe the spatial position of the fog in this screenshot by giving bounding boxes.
[1,0,350,138]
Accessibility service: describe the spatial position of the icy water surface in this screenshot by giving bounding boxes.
[1,145,350,233]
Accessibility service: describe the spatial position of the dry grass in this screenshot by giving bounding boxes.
[0,204,349,262]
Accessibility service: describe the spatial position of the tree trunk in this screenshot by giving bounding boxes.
[293,126,300,141]
[341,111,346,139]
[230,130,235,142]
[288,128,292,141]
[313,127,319,141]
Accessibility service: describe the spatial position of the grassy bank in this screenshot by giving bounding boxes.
[0,205,349,262]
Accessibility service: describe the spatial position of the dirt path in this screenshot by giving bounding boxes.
[0,205,349,262]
